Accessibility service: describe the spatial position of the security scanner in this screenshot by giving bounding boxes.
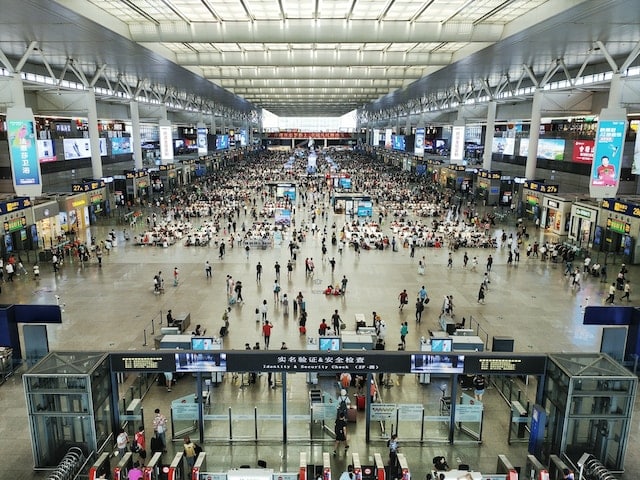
[322,452,332,480]
[143,452,163,480]
[547,455,569,480]
[496,454,519,479]
[299,452,308,480]
[525,455,549,480]
[114,452,134,480]
[374,453,386,480]
[192,452,206,480]
[167,452,184,480]
[341,332,375,350]
[396,454,410,480]
[89,452,111,480]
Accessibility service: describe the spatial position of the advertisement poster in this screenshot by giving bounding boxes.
[8,117,41,187]
[159,122,174,163]
[573,139,595,164]
[37,139,56,162]
[414,127,425,156]
[197,127,208,155]
[450,125,465,163]
[590,120,625,187]
[632,121,640,174]
[111,137,132,155]
[239,129,248,147]
[537,138,565,160]
[493,137,515,155]
[63,138,92,160]
[385,128,393,149]
[372,129,380,146]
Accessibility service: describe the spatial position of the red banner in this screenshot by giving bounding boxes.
[573,139,595,164]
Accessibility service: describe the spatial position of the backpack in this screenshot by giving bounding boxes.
[130,440,140,453]
[194,443,203,456]
[337,395,348,415]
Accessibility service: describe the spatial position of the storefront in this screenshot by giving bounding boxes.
[72,180,108,224]
[57,193,90,234]
[32,199,61,250]
[597,198,640,264]
[0,197,36,258]
[475,170,501,206]
[122,170,150,203]
[521,181,559,222]
[568,201,599,247]
[541,194,572,237]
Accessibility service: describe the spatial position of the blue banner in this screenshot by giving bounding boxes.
[591,120,625,187]
[8,119,40,186]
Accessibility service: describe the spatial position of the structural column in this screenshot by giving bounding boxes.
[86,89,103,179]
[525,89,543,179]
[10,75,26,108]
[130,101,143,170]
[482,101,497,171]
[607,73,623,109]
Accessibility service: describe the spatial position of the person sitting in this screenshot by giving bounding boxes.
[192,324,203,336]
[432,456,449,471]
[324,285,334,295]
[333,284,343,295]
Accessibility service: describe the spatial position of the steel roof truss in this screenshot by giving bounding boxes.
[0,49,14,73]
[620,40,640,73]
[14,41,38,74]
[595,40,619,73]
[522,64,539,88]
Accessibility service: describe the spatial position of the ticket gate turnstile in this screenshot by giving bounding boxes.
[397,454,409,480]
[114,452,134,480]
[548,455,569,480]
[299,452,308,480]
[192,452,207,480]
[322,452,331,480]
[496,454,519,479]
[89,452,112,480]
[168,452,184,480]
[351,453,362,480]
[374,453,385,480]
[144,452,163,480]
[525,455,549,480]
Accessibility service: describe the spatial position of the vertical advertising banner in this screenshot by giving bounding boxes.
[197,126,208,155]
[631,120,640,174]
[159,121,174,164]
[7,107,43,197]
[450,125,465,164]
[414,127,425,156]
[385,128,393,149]
[589,115,626,199]
[372,129,380,146]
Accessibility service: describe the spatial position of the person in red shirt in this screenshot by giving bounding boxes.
[262,320,273,349]
[595,156,616,185]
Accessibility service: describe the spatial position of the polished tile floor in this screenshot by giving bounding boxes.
[1,200,639,480]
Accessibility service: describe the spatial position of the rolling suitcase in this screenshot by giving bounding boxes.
[219,326,228,337]
[299,325,306,334]
[346,407,357,423]
[356,394,366,411]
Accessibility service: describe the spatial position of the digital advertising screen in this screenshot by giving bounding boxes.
[191,337,215,350]
[591,119,626,188]
[63,138,92,160]
[373,129,381,146]
[216,134,229,150]
[7,109,42,195]
[274,208,292,226]
[493,137,515,155]
[239,129,248,147]
[175,352,227,372]
[537,138,565,160]
[37,139,56,162]
[357,201,373,217]
[385,128,393,149]
[392,134,406,151]
[99,138,107,157]
[319,337,341,351]
[197,127,208,155]
[573,139,595,164]
[430,338,452,352]
[339,178,352,189]
[414,127,425,156]
[410,354,464,374]
[111,137,132,155]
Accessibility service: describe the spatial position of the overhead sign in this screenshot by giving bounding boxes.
[7,107,43,197]
[523,180,559,194]
[72,180,106,193]
[463,354,547,375]
[450,125,465,164]
[600,198,640,219]
[159,121,173,163]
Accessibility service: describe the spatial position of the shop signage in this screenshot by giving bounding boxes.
[0,197,31,215]
[90,194,103,205]
[158,164,175,171]
[523,181,559,194]
[478,170,501,180]
[72,180,106,193]
[574,207,593,219]
[526,195,539,205]
[125,170,148,179]
[546,200,560,209]
[71,199,86,208]
[601,198,640,219]
[448,164,466,172]
[3,216,27,233]
[606,217,631,234]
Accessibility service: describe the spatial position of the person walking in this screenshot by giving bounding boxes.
[486,254,493,272]
[400,322,408,348]
[415,298,424,323]
[274,261,281,281]
[447,253,453,269]
[606,283,616,304]
[620,282,631,302]
[205,261,212,278]
[261,299,268,321]
[341,275,348,294]
[333,411,349,456]
[477,284,486,304]
[256,262,262,282]
[262,320,273,349]
[331,309,343,334]
[287,260,293,279]
[387,434,399,469]
[473,374,486,401]
[398,289,408,310]
[152,408,168,452]
[183,436,198,469]
[173,267,179,286]
[273,280,281,302]
[234,280,244,304]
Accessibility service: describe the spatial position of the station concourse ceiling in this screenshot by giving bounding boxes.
[0,0,639,118]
